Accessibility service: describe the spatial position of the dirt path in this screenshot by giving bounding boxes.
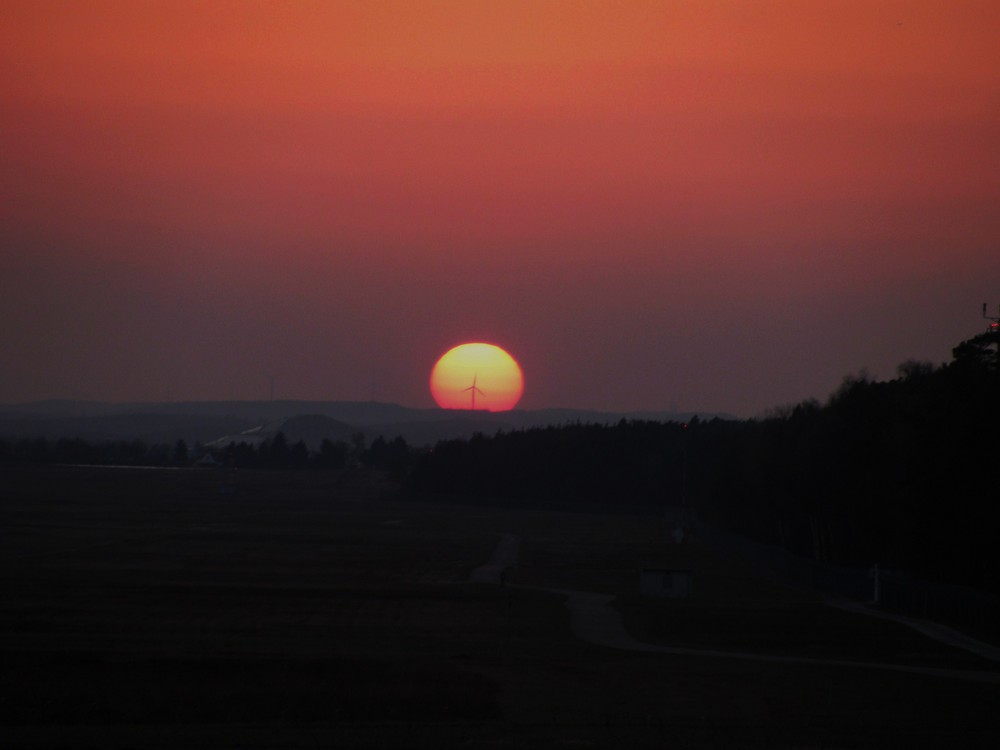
[827,598,1000,664]
[477,534,1000,684]
[469,532,519,583]
[538,585,1000,684]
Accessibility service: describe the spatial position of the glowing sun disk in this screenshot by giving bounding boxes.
[430,343,524,411]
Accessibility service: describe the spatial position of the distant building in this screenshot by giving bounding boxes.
[640,568,693,598]
[194,453,220,468]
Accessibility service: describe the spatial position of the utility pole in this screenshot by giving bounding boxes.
[680,422,688,513]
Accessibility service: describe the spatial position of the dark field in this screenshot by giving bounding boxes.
[2,467,998,748]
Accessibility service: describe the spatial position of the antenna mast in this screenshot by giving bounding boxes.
[983,303,1000,371]
[984,302,1000,332]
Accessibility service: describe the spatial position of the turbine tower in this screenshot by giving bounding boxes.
[463,373,485,410]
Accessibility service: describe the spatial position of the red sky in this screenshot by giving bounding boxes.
[3,1,999,415]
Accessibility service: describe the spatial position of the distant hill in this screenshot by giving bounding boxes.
[205,414,359,451]
[0,400,732,448]
[0,412,251,446]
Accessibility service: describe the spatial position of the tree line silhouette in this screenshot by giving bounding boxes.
[0,431,412,474]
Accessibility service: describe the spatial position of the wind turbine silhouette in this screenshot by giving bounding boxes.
[463,373,485,410]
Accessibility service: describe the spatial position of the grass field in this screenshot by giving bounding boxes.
[2,466,998,748]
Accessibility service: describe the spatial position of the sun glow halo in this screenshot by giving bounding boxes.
[430,343,524,411]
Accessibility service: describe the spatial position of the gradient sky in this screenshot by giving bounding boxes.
[3,1,999,416]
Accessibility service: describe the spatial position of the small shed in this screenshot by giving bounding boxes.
[640,568,693,598]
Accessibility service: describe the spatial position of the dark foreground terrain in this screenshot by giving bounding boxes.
[2,467,998,748]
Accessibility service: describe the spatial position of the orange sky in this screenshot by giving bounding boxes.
[2,1,999,414]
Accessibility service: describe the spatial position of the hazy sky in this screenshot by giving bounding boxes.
[3,1,999,416]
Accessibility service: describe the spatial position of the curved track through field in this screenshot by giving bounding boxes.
[472,534,1000,685]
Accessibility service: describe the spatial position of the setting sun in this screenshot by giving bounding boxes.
[430,343,524,411]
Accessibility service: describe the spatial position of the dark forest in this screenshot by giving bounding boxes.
[409,330,1000,597]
